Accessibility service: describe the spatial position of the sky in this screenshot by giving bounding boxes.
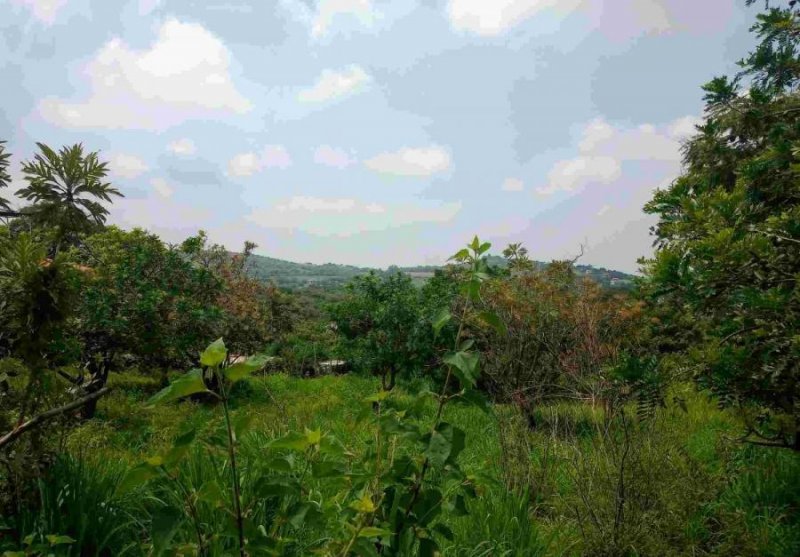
[1,0,757,272]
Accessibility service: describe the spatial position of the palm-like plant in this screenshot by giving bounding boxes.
[16,143,122,248]
[0,140,12,213]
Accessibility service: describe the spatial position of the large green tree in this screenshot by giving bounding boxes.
[16,143,122,250]
[73,227,222,392]
[644,1,800,449]
[331,271,428,390]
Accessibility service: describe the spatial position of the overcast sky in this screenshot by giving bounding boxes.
[2,0,756,271]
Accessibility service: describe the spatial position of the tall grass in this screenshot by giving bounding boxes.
[4,373,798,556]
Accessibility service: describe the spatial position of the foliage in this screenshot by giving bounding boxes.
[110,237,497,556]
[0,141,11,213]
[477,249,649,425]
[331,271,430,389]
[181,231,293,356]
[245,252,635,292]
[643,1,800,449]
[74,227,222,383]
[16,143,122,251]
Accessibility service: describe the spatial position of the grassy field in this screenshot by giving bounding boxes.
[16,372,800,556]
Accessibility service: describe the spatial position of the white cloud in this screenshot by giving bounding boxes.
[446,0,731,41]
[110,195,210,235]
[538,156,620,195]
[596,204,610,216]
[227,145,292,177]
[246,196,462,236]
[262,145,292,169]
[14,0,68,25]
[38,19,251,130]
[311,0,375,38]
[365,146,452,177]
[502,177,524,192]
[314,145,356,169]
[446,0,580,37]
[150,177,174,198]
[228,152,262,177]
[168,138,197,156]
[107,153,148,179]
[577,117,682,162]
[667,115,702,140]
[537,114,693,195]
[298,65,371,103]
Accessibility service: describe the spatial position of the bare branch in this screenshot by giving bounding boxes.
[0,387,111,450]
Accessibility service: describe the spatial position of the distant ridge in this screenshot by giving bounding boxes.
[246,253,636,291]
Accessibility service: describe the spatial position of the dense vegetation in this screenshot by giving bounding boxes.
[1,2,798,555]
[246,252,635,291]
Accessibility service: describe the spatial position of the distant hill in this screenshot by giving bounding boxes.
[246,255,375,291]
[246,253,637,291]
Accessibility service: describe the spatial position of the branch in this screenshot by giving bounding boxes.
[0,387,111,450]
[56,369,82,385]
[569,243,586,265]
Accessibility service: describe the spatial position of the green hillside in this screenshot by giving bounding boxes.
[247,253,636,290]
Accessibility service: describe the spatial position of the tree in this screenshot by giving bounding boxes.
[180,231,292,356]
[502,242,534,273]
[643,2,800,449]
[0,141,12,214]
[73,227,222,394]
[330,271,424,390]
[16,143,122,250]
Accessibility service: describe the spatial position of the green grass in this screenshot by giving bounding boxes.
[8,373,800,556]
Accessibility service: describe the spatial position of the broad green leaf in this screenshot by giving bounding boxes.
[477,310,507,336]
[443,351,480,389]
[432,308,451,336]
[264,455,294,473]
[452,494,469,516]
[46,535,76,546]
[199,337,227,367]
[365,390,390,403]
[224,354,273,383]
[311,460,346,478]
[470,235,480,251]
[477,241,491,255]
[196,481,225,507]
[253,478,300,498]
[358,527,391,538]
[350,494,376,513]
[424,422,463,468]
[448,248,469,261]
[151,507,183,557]
[270,431,311,451]
[162,444,190,468]
[234,412,255,439]
[287,502,315,529]
[462,279,481,302]
[172,427,197,447]
[147,369,208,406]
[116,463,158,495]
[433,523,454,541]
[425,429,451,469]
[459,388,493,415]
[418,537,439,557]
[448,425,466,463]
[305,427,322,446]
[319,435,351,458]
